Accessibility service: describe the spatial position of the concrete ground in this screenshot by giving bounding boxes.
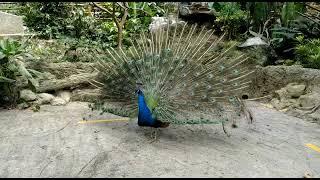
[0,101,319,178]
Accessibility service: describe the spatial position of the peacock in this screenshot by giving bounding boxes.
[89,22,256,140]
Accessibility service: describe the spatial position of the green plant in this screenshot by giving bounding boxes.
[64,6,97,39]
[92,2,165,48]
[213,2,248,39]
[268,2,310,60]
[295,38,320,69]
[18,2,166,49]
[281,2,306,27]
[0,38,39,107]
[18,2,73,39]
[245,2,281,33]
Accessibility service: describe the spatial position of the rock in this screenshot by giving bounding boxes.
[270,98,282,110]
[286,83,306,98]
[251,65,320,98]
[270,83,305,110]
[0,11,25,34]
[51,97,67,106]
[149,16,185,32]
[20,89,37,101]
[17,102,30,109]
[36,93,55,104]
[57,91,71,103]
[270,98,298,110]
[275,88,289,101]
[71,88,103,102]
[299,92,320,108]
[238,37,268,47]
[31,104,40,112]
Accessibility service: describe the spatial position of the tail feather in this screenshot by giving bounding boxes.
[92,22,257,125]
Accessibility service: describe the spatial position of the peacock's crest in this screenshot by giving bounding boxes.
[90,22,256,127]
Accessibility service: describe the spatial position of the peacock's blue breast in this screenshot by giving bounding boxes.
[137,93,156,127]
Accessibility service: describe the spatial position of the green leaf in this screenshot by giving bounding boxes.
[0,76,15,83]
[0,52,5,60]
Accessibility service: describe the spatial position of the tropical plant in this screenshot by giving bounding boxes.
[281,2,306,27]
[18,2,73,39]
[211,2,248,39]
[265,2,307,59]
[295,38,320,69]
[0,38,39,107]
[245,2,281,33]
[92,2,165,48]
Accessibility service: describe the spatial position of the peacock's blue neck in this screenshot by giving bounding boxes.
[137,91,156,126]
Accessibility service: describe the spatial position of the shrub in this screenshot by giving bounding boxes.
[295,38,320,69]
[0,38,39,107]
[213,2,248,39]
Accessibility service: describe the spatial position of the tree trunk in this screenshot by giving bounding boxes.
[117,26,123,49]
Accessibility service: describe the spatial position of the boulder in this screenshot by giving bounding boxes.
[51,97,67,106]
[270,98,299,110]
[274,88,289,101]
[286,83,306,98]
[149,16,185,32]
[20,89,37,102]
[56,91,71,103]
[36,93,55,104]
[251,65,320,98]
[17,102,30,109]
[238,37,268,47]
[299,92,320,108]
[71,88,103,102]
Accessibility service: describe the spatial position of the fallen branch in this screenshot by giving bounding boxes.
[36,72,99,93]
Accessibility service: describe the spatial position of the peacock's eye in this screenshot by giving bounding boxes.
[219,65,225,71]
[228,96,235,102]
[189,91,195,96]
[201,94,207,99]
[220,78,227,83]
[207,73,213,79]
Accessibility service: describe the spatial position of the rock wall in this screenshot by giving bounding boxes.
[251,65,320,98]
[0,11,25,34]
[251,65,320,124]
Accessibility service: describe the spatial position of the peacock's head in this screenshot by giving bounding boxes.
[135,82,143,95]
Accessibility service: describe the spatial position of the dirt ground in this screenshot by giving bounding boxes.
[0,101,319,178]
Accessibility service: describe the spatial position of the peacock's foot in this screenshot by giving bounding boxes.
[148,129,159,143]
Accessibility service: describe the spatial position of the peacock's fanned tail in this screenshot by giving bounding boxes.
[91,22,255,126]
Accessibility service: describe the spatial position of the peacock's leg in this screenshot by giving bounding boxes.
[230,96,242,128]
[149,128,159,143]
[214,103,231,136]
[222,121,231,137]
